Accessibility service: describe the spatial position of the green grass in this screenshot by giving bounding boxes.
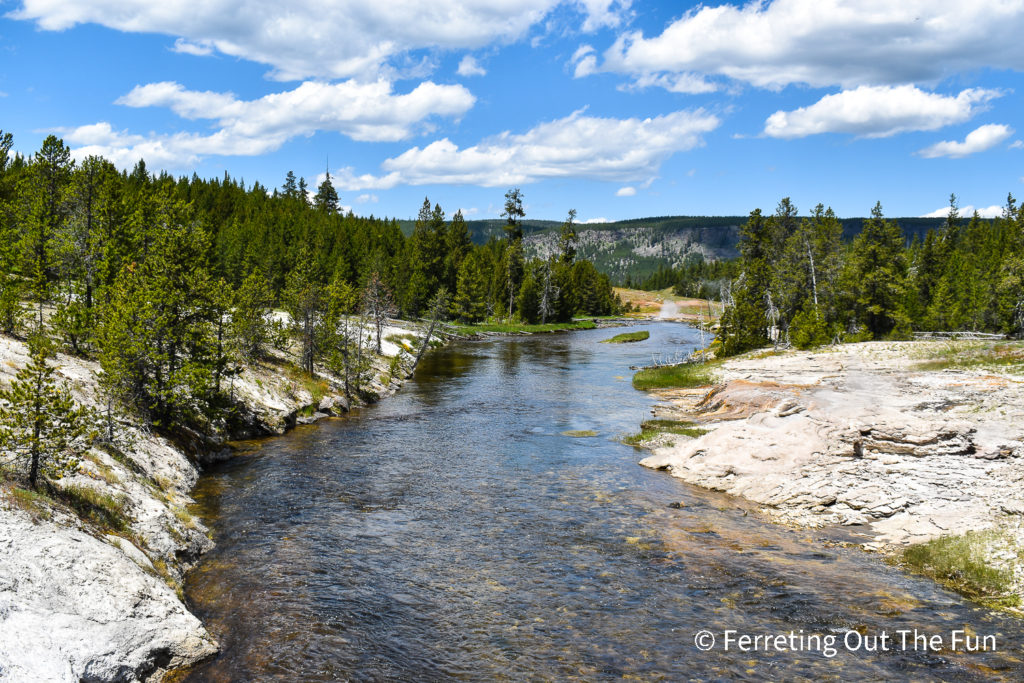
[632,361,719,390]
[384,332,420,351]
[622,419,708,446]
[59,484,131,533]
[284,363,330,402]
[600,330,650,344]
[913,341,1024,374]
[452,320,597,335]
[902,530,1020,607]
[3,485,53,522]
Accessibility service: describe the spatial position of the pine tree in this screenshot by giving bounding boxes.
[0,336,95,489]
[718,209,773,355]
[846,202,909,338]
[450,251,488,322]
[283,246,324,375]
[231,269,274,361]
[558,209,578,264]
[314,172,339,213]
[23,135,74,328]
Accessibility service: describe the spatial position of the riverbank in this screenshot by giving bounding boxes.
[630,340,1024,608]
[0,320,433,681]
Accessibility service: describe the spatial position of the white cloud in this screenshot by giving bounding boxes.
[11,0,626,80]
[764,86,1000,139]
[62,79,475,168]
[582,217,609,223]
[1011,140,1024,149]
[171,38,213,56]
[332,108,720,189]
[459,207,480,216]
[918,124,1013,159]
[921,203,1004,218]
[457,55,487,77]
[356,194,379,204]
[575,0,631,32]
[615,186,636,196]
[583,0,1024,91]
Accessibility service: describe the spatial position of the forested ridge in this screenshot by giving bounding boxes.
[0,131,619,488]
[711,197,1024,355]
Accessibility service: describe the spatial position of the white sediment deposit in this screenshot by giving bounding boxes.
[0,320,429,681]
[638,341,1024,551]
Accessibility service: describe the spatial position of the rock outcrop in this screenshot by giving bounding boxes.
[637,342,1024,547]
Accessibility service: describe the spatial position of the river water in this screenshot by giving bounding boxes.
[183,322,1024,681]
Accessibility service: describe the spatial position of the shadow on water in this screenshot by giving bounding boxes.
[183,323,1024,681]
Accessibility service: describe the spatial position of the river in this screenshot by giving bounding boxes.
[183,322,1024,681]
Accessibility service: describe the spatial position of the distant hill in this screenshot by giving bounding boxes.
[400,214,963,283]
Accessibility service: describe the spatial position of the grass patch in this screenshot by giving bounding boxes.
[452,320,597,335]
[622,419,708,446]
[59,484,130,533]
[913,341,1024,374]
[3,485,53,522]
[384,332,420,351]
[562,429,598,437]
[632,361,719,390]
[902,530,1020,607]
[601,330,650,344]
[284,363,330,403]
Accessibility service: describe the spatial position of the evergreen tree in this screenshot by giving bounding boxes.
[283,245,324,375]
[22,135,73,328]
[314,172,339,213]
[718,209,773,355]
[558,209,578,264]
[846,202,909,338]
[0,336,95,489]
[450,251,488,323]
[231,269,275,361]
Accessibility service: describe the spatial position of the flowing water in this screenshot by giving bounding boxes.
[183,322,1024,681]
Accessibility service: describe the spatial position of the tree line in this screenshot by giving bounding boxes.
[0,130,620,488]
[716,196,1024,355]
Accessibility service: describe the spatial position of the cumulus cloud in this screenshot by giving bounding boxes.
[11,0,627,80]
[581,0,1024,91]
[171,38,214,56]
[62,79,475,168]
[918,124,1013,159]
[117,79,475,143]
[921,203,1004,218]
[331,108,720,189]
[575,0,631,32]
[615,186,636,196]
[763,86,1000,139]
[457,55,487,77]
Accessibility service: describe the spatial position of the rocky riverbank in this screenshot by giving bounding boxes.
[633,341,1024,600]
[0,322,432,682]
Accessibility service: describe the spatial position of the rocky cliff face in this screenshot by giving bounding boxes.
[0,322,428,681]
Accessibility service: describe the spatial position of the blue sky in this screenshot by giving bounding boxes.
[1,0,1022,222]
